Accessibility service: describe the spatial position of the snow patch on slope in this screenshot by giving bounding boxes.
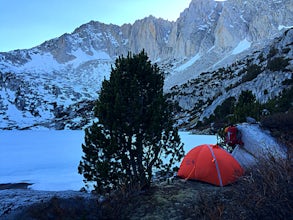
[278,25,293,30]
[174,53,201,72]
[70,49,111,68]
[22,52,62,72]
[232,39,251,55]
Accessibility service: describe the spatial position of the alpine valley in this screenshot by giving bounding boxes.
[0,0,292,130]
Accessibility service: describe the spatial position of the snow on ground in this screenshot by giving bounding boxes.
[0,125,287,218]
[0,131,84,191]
[0,130,217,191]
[0,131,216,218]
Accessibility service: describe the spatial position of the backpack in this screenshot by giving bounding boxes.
[225,126,242,146]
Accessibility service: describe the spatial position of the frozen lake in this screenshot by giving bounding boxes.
[0,130,216,191]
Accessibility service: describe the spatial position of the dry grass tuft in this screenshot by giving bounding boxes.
[195,155,293,219]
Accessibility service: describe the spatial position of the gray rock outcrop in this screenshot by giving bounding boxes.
[232,123,287,169]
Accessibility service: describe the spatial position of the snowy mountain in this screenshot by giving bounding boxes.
[0,0,292,130]
[169,28,293,129]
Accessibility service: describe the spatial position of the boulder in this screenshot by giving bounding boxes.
[232,146,257,169]
[232,123,287,169]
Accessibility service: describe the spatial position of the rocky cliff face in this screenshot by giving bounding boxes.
[0,0,292,129]
[163,0,293,88]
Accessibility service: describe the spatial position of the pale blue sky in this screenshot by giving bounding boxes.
[0,0,193,52]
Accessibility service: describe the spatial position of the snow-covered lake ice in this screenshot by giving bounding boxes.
[0,130,216,191]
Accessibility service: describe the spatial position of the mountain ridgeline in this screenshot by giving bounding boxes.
[0,0,292,130]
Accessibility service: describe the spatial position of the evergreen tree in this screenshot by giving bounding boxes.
[213,96,236,122]
[78,50,184,194]
[234,90,260,122]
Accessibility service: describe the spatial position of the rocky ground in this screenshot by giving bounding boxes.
[106,179,228,220]
[0,187,99,220]
[0,178,228,220]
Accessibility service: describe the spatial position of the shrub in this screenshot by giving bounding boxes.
[195,155,293,219]
[268,47,278,58]
[213,97,236,123]
[233,90,261,122]
[241,64,262,83]
[264,86,293,113]
[261,112,293,130]
[267,56,290,72]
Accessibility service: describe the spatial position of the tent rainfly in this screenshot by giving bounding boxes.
[177,144,244,186]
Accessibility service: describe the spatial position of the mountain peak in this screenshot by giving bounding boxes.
[0,0,292,129]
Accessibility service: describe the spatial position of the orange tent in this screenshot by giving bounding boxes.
[177,144,244,186]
